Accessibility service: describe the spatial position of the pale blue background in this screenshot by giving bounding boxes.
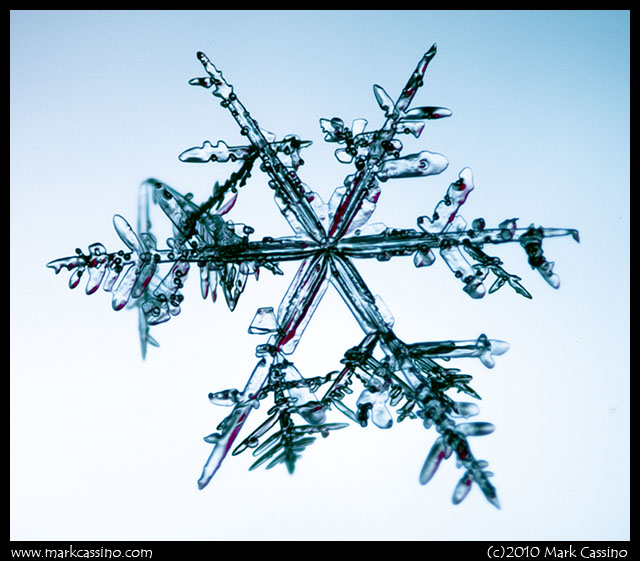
[10,10,629,540]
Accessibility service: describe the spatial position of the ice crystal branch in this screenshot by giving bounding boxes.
[47,44,578,508]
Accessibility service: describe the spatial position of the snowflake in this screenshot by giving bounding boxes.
[47,44,579,508]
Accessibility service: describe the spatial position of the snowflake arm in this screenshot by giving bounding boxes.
[324,43,449,242]
[187,51,326,243]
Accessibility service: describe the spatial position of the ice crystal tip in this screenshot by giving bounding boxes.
[404,106,453,120]
[487,493,501,510]
[47,44,578,509]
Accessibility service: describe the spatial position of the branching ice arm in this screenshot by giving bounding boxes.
[395,43,438,114]
[199,253,333,487]
[327,44,442,242]
[408,334,509,369]
[197,356,272,489]
[190,52,326,242]
[336,226,578,258]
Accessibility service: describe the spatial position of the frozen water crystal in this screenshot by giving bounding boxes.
[47,44,579,508]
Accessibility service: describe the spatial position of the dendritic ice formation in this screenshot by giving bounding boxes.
[47,44,579,508]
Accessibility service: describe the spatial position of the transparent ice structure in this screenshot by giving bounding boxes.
[48,44,579,507]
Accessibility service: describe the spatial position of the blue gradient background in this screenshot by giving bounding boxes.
[11,11,629,540]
